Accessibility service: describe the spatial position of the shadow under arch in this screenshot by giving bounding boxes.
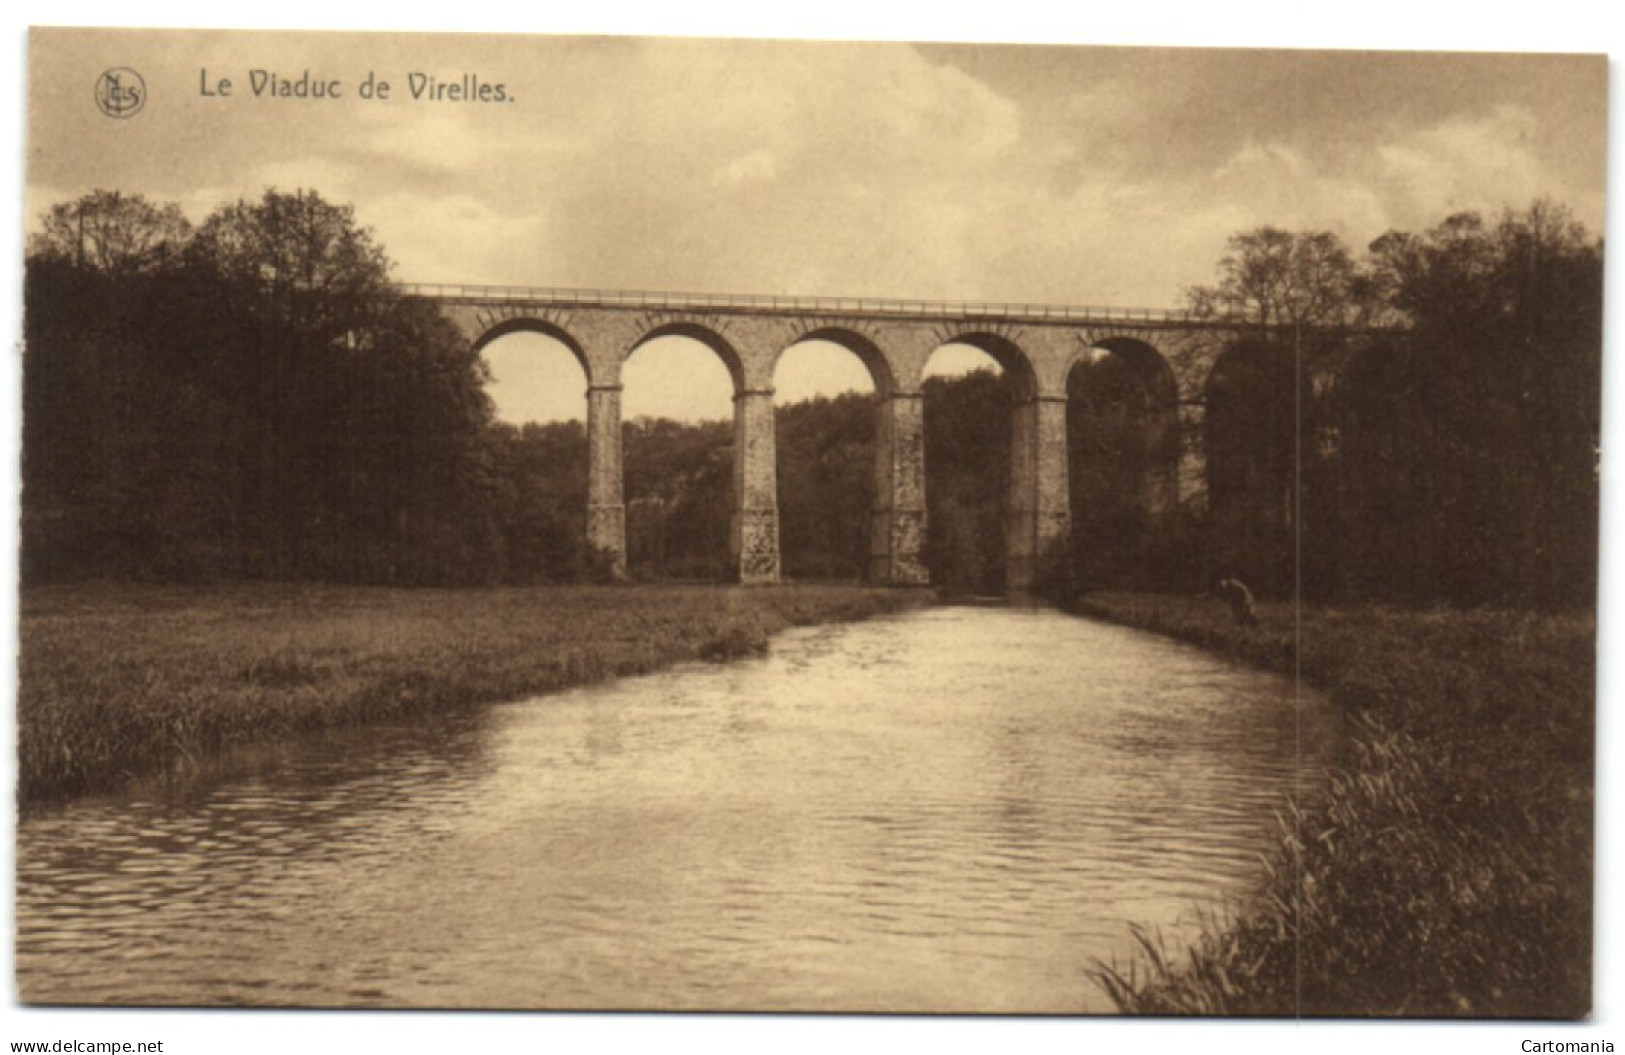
[919,332,1044,595]
[1065,335,1187,590]
[934,330,1039,402]
[1088,336,1179,410]
[1203,338,1305,596]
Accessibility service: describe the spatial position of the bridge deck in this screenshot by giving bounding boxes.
[398,282,1196,328]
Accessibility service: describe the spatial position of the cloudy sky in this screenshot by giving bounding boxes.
[26,29,1608,420]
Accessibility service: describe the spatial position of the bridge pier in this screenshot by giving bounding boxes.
[870,391,929,585]
[732,387,781,584]
[1007,394,1072,591]
[586,383,627,577]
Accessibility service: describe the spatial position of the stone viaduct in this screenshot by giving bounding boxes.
[406,284,1356,589]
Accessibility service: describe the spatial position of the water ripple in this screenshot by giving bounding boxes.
[18,606,1338,1013]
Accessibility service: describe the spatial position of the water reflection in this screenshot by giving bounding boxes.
[17,607,1338,1012]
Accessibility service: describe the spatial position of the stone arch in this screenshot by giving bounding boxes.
[766,327,901,584]
[613,321,741,582]
[918,331,1058,593]
[618,318,777,583]
[467,313,620,577]
[1065,335,1187,590]
[625,318,747,394]
[931,329,1039,401]
[1071,336,1181,491]
[773,324,898,399]
[1079,336,1179,406]
[469,313,596,387]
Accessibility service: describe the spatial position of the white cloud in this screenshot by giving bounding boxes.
[365,191,548,286]
[1375,105,1545,222]
[1215,141,1309,181]
[361,109,490,176]
[249,158,364,199]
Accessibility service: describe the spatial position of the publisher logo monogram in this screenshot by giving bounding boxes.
[94,68,146,118]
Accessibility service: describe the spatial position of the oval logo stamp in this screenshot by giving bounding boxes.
[94,67,146,118]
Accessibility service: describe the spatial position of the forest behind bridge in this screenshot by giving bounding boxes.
[21,188,1603,608]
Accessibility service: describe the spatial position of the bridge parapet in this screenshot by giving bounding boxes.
[399,282,1196,329]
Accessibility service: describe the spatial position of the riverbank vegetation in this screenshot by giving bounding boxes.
[17,582,923,806]
[1078,593,1593,1018]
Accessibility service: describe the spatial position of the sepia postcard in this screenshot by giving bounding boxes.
[9,17,1614,1053]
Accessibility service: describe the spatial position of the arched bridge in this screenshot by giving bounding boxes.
[402,283,1358,588]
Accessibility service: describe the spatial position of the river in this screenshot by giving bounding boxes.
[16,605,1339,1012]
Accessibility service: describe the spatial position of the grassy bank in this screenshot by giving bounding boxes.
[18,582,924,806]
[1076,593,1594,1018]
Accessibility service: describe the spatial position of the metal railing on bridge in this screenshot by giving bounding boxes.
[397,281,1196,326]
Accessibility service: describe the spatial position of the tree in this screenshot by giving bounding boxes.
[776,393,874,581]
[28,190,191,274]
[23,192,201,580]
[1183,228,1355,596]
[1182,203,1603,606]
[1338,200,1602,605]
[1187,227,1364,335]
[23,187,505,585]
[622,417,733,581]
[172,189,498,581]
[190,189,394,334]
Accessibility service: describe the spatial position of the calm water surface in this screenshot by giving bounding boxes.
[17,606,1338,1012]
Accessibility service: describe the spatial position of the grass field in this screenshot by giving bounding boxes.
[17,581,924,806]
[1076,593,1595,1018]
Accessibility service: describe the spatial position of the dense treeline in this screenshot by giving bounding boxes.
[624,417,733,580]
[487,421,589,583]
[776,395,874,581]
[23,190,1602,607]
[1343,206,1600,606]
[23,189,504,586]
[1189,201,1602,607]
[488,401,876,584]
[492,374,1037,591]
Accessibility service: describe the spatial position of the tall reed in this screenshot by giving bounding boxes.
[1078,593,1593,1018]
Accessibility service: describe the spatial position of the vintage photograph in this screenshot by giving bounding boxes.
[13,19,1606,1033]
